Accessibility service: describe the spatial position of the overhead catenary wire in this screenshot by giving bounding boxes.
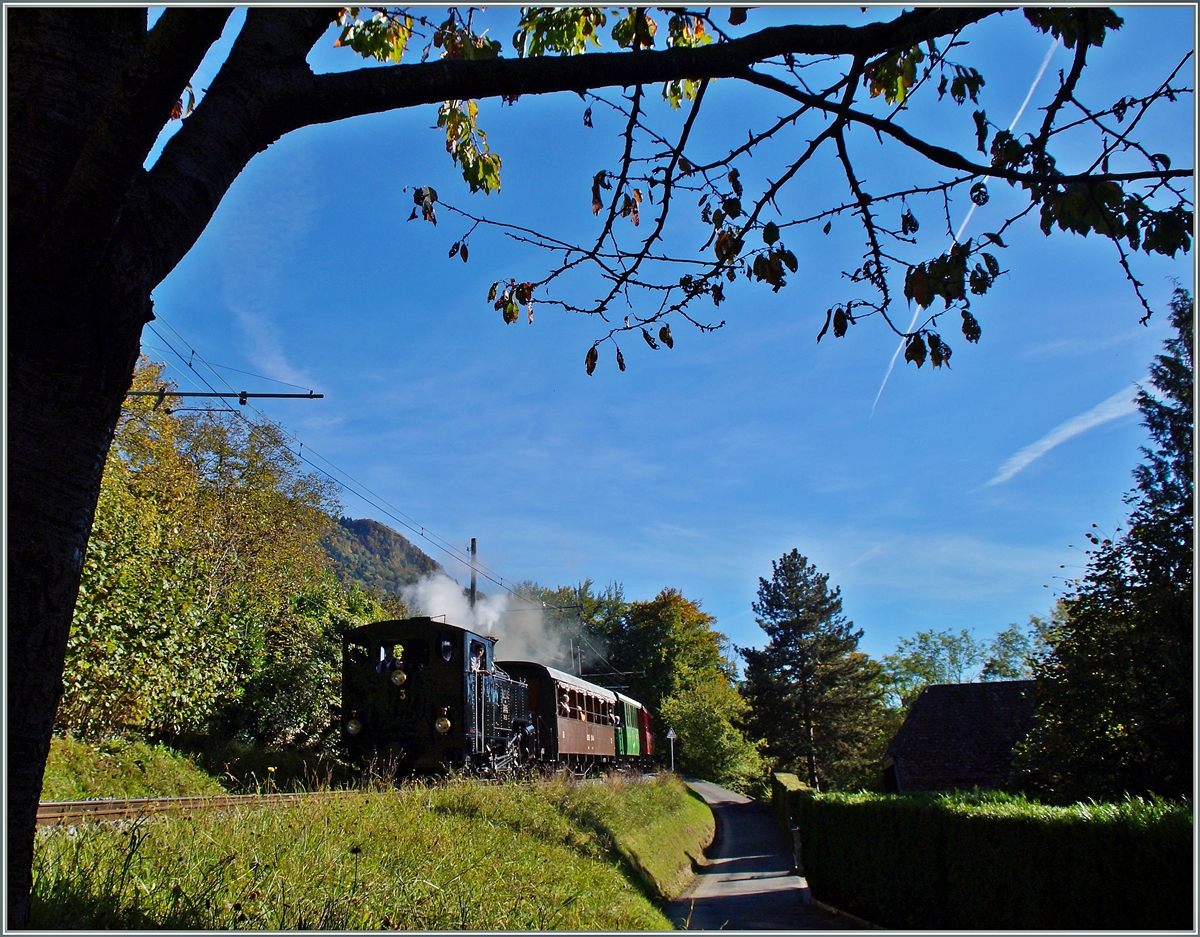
[140,317,571,611]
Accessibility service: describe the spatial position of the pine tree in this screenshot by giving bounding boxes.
[741,550,885,791]
[1016,289,1193,802]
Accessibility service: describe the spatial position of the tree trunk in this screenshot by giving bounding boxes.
[7,288,150,927]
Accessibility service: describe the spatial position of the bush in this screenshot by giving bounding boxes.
[772,776,1192,929]
[659,681,764,794]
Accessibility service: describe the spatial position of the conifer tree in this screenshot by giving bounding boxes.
[741,550,885,791]
[1016,289,1193,802]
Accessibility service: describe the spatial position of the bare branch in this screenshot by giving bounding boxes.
[738,67,1193,187]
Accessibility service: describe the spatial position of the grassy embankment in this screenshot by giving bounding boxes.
[41,736,226,801]
[33,768,714,930]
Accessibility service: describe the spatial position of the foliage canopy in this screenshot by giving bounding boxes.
[1015,289,1193,803]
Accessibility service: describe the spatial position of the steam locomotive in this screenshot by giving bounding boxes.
[341,617,655,773]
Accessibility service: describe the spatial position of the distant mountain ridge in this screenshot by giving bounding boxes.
[322,517,441,596]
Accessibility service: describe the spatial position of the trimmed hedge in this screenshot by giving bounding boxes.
[772,773,1193,930]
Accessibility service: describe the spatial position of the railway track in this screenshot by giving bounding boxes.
[36,791,343,828]
[36,769,657,828]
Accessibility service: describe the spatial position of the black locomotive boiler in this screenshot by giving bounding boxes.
[341,617,655,773]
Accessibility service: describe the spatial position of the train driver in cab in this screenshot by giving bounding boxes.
[469,642,489,673]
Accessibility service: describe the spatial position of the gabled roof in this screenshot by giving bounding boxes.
[886,680,1035,792]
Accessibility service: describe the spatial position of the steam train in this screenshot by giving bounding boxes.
[341,617,655,773]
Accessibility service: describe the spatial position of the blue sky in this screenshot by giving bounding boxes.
[145,7,1194,661]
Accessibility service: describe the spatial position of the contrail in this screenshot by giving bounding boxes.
[871,36,1061,417]
[982,382,1140,487]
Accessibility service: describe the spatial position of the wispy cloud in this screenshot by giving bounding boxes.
[984,383,1141,487]
[219,147,320,386]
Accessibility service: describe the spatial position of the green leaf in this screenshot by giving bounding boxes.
[762,222,780,245]
[816,309,832,343]
[1024,8,1124,49]
[904,334,928,368]
[973,110,989,154]
[961,310,982,343]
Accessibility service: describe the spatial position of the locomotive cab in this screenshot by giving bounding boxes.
[341,617,526,773]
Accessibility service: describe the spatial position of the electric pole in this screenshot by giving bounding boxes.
[469,537,477,609]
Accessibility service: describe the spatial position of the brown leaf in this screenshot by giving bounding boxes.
[585,345,598,375]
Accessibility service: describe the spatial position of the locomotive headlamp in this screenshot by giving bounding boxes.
[346,717,363,736]
[390,669,407,686]
[434,716,452,734]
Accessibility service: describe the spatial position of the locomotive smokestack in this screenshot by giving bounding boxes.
[469,537,477,609]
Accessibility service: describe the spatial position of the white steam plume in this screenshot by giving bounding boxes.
[401,571,570,666]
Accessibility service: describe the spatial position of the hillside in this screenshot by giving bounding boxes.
[322,517,441,596]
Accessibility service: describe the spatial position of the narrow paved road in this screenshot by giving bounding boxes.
[665,780,865,931]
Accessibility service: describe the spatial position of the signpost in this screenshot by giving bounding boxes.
[666,727,677,773]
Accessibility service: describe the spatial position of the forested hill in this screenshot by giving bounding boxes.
[322,517,441,596]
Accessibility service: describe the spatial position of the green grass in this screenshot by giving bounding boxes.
[812,786,1193,825]
[41,736,226,801]
[607,782,714,899]
[32,773,710,929]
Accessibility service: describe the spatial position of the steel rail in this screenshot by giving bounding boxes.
[36,791,344,827]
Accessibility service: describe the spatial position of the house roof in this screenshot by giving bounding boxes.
[886,680,1035,792]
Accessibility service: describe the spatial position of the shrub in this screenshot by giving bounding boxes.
[773,776,1192,929]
